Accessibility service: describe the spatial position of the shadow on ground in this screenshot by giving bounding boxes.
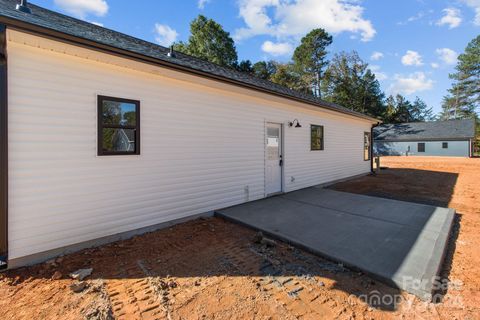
[330,167,458,207]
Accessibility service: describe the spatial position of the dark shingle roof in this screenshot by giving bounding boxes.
[374,119,476,141]
[0,0,378,122]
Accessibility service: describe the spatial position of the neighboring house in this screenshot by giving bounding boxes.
[374,119,476,157]
[112,129,135,152]
[0,0,379,269]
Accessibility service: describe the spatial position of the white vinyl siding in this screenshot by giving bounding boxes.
[7,31,373,260]
[374,141,471,157]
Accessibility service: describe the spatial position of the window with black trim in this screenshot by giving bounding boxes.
[364,132,371,161]
[311,125,324,151]
[98,96,140,155]
[418,143,425,153]
[442,142,448,149]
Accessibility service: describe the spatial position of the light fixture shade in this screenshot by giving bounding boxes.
[289,119,301,128]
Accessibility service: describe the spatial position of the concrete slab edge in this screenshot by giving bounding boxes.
[216,208,456,302]
[426,208,456,299]
[390,208,456,301]
[216,211,403,292]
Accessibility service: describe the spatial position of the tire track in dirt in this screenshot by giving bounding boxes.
[106,263,165,320]
[219,235,345,319]
[259,272,350,320]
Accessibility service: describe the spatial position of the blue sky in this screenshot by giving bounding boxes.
[32,0,480,114]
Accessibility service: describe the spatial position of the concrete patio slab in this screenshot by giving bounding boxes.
[215,188,455,301]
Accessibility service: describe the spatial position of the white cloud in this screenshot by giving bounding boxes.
[261,41,293,56]
[435,48,458,65]
[397,10,435,26]
[431,62,440,69]
[407,11,425,22]
[398,11,425,25]
[369,65,388,80]
[154,24,179,47]
[389,72,434,95]
[375,73,388,81]
[54,0,108,19]
[198,0,211,9]
[234,0,376,42]
[436,8,462,29]
[90,21,104,27]
[460,0,480,25]
[401,50,423,66]
[370,51,384,61]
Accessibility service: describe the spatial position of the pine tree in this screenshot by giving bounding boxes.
[446,35,480,119]
[410,97,434,122]
[173,15,238,68]
[252,61,277,80]
[381,95,431,123]
[236,60,253,73]
[292,29,332,97]
[321,51,385,118]
[393,95,413,123]
[383,95,397,123]
[438,95,458,120]
[269,63,310,93]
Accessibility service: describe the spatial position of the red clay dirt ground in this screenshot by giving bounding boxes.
[0,156,479,320]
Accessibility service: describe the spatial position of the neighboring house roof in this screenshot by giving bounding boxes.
[374,119,476,142]
[0,0,379,122]
[121,129,135,143]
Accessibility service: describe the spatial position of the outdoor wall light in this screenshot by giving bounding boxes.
[288,119,302,128]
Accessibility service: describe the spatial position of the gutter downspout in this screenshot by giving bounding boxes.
[371,122,380,174]
[0,24,7,270]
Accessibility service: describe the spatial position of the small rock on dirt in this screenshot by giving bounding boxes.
[253,232,264,244]
[45,259,57,268]
[70,281,87,293]
[70,268,93,281]
[260,237,276,248]
[51,271,62,280]
[253,232,276,247]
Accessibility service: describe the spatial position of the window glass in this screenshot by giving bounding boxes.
[418,143,425,152]
[98,96,140,155]
[102,128,136,152]
[364,132,371,161]
[102,101,137,126]
[267,127,279,138]
[267,126,280,160]
[442,142,448,149]
[311,125,324,151]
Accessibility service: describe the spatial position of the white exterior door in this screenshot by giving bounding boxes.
[266,123,283,195]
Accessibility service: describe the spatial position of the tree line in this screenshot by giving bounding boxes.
[173,15,478,126]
